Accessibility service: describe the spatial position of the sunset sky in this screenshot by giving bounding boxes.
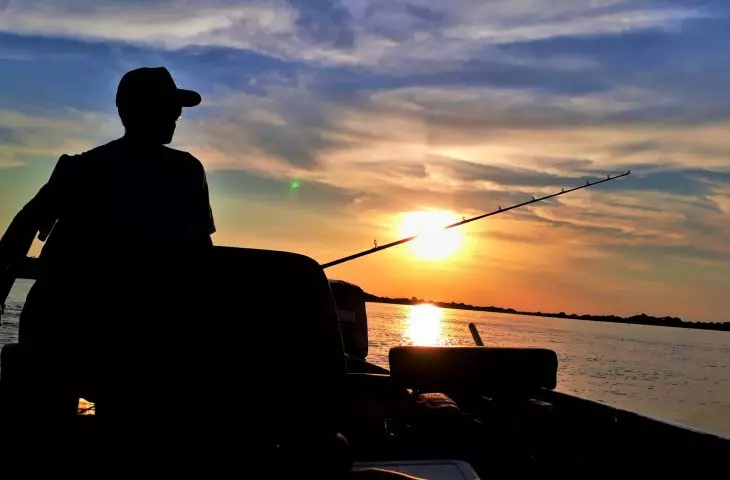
[1,1,729,321]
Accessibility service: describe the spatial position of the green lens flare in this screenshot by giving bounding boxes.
[289,179,302,190]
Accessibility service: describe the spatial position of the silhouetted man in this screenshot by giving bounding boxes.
[0,67,429,480]
[0,67,215,470]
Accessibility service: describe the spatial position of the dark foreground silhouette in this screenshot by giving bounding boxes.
[0,67,425,479]
[2,66,727,480]
[365,293,730,332]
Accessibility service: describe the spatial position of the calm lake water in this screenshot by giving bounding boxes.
[366,302,730,438]
[2,280,729,438]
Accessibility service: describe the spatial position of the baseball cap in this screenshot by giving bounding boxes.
[116,67,201,110]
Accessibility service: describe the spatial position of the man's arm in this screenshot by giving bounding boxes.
[0,155,70,315]
[0,208,38,317]
[190,155,216,250]
[198,175,215,249]
[1,153,74,247]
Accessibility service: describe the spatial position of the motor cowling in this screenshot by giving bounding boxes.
[329,280,368,360]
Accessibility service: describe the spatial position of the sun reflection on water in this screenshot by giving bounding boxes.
[405,304,443,346]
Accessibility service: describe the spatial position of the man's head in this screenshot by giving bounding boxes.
[116,67,201,145]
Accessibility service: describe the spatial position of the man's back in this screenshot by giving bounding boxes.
[21,135,215,388]
[38,137,214,285]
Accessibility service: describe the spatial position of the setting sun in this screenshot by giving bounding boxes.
[398,210,463,260]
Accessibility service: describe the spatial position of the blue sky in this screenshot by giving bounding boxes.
[1,0,729,321]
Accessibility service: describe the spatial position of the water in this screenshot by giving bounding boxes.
[2,281,729,438]
[367,302,730,438]
[0,280,30,347]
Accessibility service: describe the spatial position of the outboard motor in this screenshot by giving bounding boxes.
[328,280,368,360]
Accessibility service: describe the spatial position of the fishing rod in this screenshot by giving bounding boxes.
[321,170,631,269]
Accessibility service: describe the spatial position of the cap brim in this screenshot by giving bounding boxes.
[177,88,202,107]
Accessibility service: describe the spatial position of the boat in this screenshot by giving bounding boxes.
[1,247,728,478]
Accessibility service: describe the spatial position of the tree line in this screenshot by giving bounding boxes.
[364,293,730,332]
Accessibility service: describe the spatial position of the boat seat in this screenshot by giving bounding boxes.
[2,246,351,477]
[389,346,558,397]
[183,246,350,473]
[80,246,347,436]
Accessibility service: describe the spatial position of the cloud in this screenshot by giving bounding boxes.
[0,1,358,64]
[162,77,730,230]
[208,167,360,209]
[600,168,730,197]
[0,1,292,48]
[605,244,730,269]
[0,0,713,71]
[176,84,363,171]
[437,159,579,187]
[2,1,727,116]
[3,65,728,217]
[292,0,355,49]
[436,0,704,42]
[0,108,119,168]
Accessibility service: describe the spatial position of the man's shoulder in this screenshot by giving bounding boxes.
[82,139,123,155]
[161,145,205,173]
[50,140,120,177]
[161,145,199,160]
[57,141,206,179]
[65,141,201,163]
[60,139,121,163]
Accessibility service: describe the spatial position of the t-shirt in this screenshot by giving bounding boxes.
[21,137,216,342]
[38,137,214,271]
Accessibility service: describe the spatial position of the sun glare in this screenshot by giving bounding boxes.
[399,210,463,260]
[405,304,443,346]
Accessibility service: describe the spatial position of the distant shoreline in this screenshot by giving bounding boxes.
[364,294,730,332]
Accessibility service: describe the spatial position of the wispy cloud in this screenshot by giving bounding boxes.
[0,108,119,168]
[0,0,713,69]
